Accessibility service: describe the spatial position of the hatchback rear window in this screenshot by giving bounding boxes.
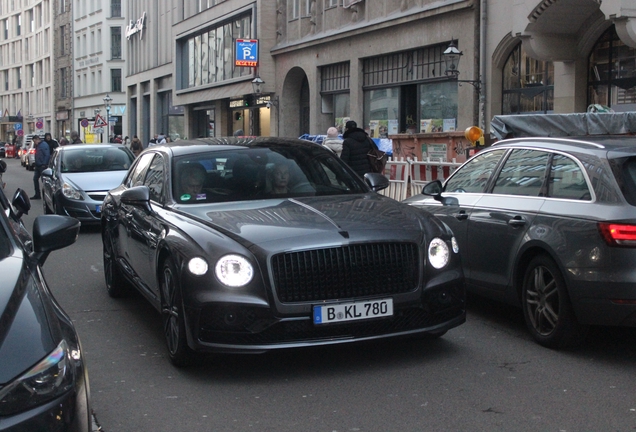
[612,157,636,206]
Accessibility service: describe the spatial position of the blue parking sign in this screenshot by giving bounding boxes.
[235,39,258,67]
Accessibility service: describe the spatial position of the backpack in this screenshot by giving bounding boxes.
[366,138,387,174]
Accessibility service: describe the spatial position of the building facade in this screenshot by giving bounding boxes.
[2,0,625,152]
[73,0,127,143]
[0,0,55,144]
[53,0,73,140]
[485,0,636,133]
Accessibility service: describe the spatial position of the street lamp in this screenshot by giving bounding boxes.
[103,94,112,142]
[251,76,264,95]
[443,40,481,92]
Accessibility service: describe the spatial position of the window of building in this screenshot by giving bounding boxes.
[362,43,458,134]
[588,25,636,112]
[181,12,252,90]
[60,67,66,97]
[111,68,121,92]
[60,0,66,13]
[327,0,339,7]
[110,0,121,17]
[502,43,554,115]
[321,62,350,131]
[291,0,311,19]
[16,66,21,88]
[196,0,226,13]
[110,26,121,59]
[60,25,65,55]
[16,14,20,36]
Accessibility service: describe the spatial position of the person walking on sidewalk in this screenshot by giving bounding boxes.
[340,120,373,177]
[30,135,50,200]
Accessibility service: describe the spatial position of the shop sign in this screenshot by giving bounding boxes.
[126,12,146,40]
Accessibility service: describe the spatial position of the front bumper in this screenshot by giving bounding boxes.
[0,385,90,432]
[55,193,104,224]
[187,274,466,353]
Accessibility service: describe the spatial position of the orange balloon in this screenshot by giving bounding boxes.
[465,126,483,143]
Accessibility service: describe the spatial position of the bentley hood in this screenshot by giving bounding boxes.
[180,194,429,247]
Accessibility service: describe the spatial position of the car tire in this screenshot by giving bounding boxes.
[521,255,588,349]
[161,257,196,367]
[103,231,130,298]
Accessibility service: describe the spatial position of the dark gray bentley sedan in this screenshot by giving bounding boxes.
[101,137,465,366]
[404,135,636,349]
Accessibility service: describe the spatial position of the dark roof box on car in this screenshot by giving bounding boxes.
[491,112,636,140]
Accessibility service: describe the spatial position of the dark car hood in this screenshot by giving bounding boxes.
[178,194,424,246]
[0,255,56,384]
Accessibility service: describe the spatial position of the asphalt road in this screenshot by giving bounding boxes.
[3,155,636,431]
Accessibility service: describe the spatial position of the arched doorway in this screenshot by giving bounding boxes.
[280,67,310,138]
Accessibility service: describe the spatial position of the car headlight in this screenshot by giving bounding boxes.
[188,257,209,276]
[428,237,450,269]
[215,254,253,287]
[0,340,74,416]
[62,181,83,200]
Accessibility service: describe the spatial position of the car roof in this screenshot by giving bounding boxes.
[492,135,636,156]
[58,143,126,151]
[154,136,324,157]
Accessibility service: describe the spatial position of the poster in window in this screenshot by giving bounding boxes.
[421,119,443,133]
[443,118,456,132]
[388,119,398,135]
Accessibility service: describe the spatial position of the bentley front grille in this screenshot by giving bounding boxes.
[271,243,420,303]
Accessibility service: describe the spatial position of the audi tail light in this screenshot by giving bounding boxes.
[598,223,636,247]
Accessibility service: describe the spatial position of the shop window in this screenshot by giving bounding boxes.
[182,12,252,90]
[588,26,636,111]
[362,44,456,134]
[502,43,554,115]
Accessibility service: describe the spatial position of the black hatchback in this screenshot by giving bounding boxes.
[404,135,636,349]
[0,188,90,430]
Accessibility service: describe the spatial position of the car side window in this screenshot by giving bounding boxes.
[492,149,550,197]
[126,153,154,188]
[445,149,507,193]
[143,155,165,202]
[548,154,591,200]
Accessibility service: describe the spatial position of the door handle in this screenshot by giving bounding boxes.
[455,211,468,221]
[508,216,526,227]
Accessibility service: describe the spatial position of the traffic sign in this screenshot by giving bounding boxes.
[14,123,22,130]
[36,120,43,129]
[235,39,258,67]
[16,130,23,136]
[80,118,89,128]
[94,114,107,127]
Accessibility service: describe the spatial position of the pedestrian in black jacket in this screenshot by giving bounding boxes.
[340,120,373,177]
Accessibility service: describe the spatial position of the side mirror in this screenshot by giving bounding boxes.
[41,167,53,177]
[364,172,390,192]
[31,215,81,266]
[422,180,443,196]
[121,185,152,212]
[421,180,458,206]
[11,188,31,219]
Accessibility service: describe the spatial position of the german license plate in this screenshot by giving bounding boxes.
[313,298,393,325]
[95,205,101,213]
